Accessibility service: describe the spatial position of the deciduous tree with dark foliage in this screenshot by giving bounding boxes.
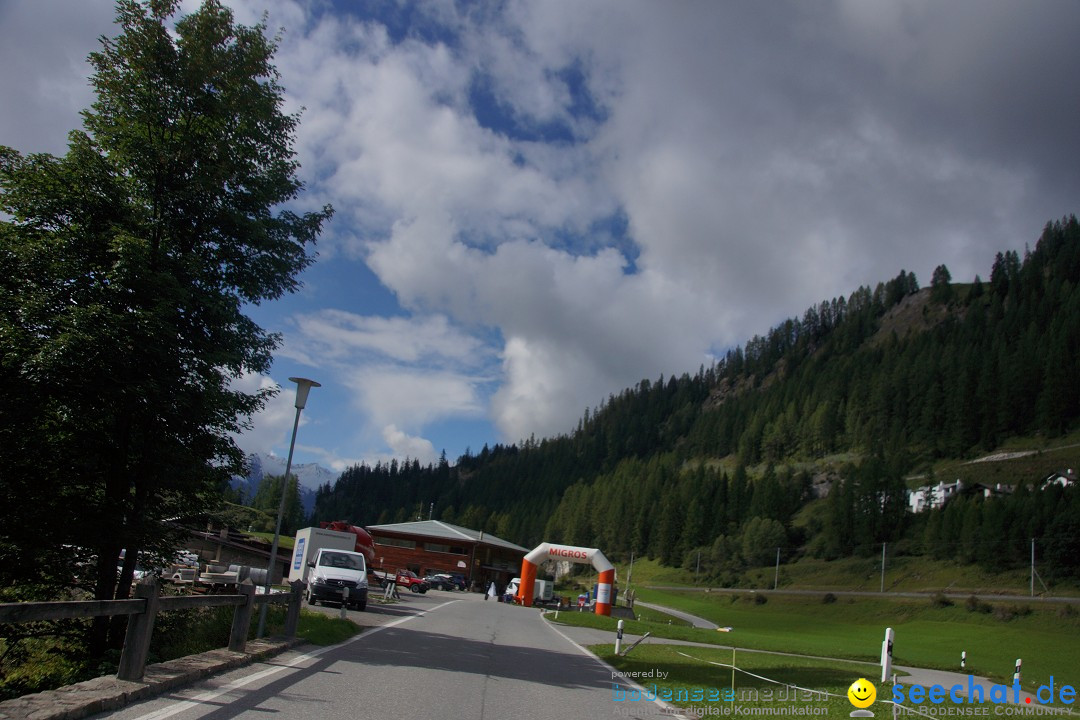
[0,0,331,651]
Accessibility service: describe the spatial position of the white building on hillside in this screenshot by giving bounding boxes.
[1041,469,1076,489]
[908,480,963,513]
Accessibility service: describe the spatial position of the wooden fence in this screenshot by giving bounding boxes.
[0,579,305,681]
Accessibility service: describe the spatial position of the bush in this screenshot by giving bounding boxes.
[930,592,953,608]
[964,595,992,614]
[753,593,768,605]
[822,593,837,604]
[993,604,1032,622]
[0,602,307,701]
[0,624,90,701]
[150,607,233,663]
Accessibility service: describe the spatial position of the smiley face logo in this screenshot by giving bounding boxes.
[848,678,876,709]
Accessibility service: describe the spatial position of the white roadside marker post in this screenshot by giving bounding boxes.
[881,627,894,683]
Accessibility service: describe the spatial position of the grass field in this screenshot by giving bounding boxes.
[622,554,1080,596]
[549,590,1080,695]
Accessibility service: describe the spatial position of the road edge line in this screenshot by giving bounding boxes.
[540,613,694,720]
[127,599,461,720]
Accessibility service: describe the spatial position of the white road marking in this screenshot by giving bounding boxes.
[126,600,460,720]
[540,613,692,719]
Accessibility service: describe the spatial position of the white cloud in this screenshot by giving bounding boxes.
[274,307,493,460]
[0,1,115,155]
[5,0,1078,461]
[264,0,1079,446]
[286,310,483,365]
[344,365,485,431]
[381,425,437,464]
[229,372,302,457]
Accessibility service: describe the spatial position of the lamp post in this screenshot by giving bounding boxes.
[256,376,320,638]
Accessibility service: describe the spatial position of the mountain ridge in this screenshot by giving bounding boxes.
[231,452,340,515]
[310,216,1080,580]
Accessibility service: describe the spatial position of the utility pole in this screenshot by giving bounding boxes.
[880,542,886,593]
[1031,538,1035,598]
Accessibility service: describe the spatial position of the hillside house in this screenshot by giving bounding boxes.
[1040,468,1076,489]
[908,478,1021,513]
[908,480,963,513]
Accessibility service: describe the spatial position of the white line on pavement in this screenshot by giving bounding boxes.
[126,600,461,720]
[541,613,692,720]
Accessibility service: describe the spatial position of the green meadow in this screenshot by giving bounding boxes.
[548,589,1080,695]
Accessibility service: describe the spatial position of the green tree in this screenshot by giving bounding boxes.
[740,517,786,566]
[251,475,305,536]
[930,264,954,304]
[0,0,332,646]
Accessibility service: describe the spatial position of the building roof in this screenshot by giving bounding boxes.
[366,520,528,553]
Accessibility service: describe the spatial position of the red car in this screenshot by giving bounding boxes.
[394,569,429,593]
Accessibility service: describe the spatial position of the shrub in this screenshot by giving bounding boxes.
[753,593,768,605]
[993,604,1032,622]
[0,626,89,701]
[822,593,838,604]
[931,592,953,608]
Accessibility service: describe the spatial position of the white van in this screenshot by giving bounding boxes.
[306,548,368,611]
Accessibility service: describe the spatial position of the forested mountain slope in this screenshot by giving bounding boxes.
[313,216,1080,579]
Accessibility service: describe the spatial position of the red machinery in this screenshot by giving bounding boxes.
[319,521,376,565]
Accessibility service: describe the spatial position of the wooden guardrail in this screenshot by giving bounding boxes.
[0,578,306,681]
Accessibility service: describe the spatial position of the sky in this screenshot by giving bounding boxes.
[2,1,1078,473]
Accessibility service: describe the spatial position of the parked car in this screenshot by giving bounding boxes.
[440,572,467,591]
[394,569,429,593]
[424,574,457,591]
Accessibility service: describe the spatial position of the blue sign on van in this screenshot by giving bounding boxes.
[292,537,306,570]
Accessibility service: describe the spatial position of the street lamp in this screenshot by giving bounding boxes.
[256,376,320,638]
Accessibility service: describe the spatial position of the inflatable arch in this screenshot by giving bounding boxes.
[515,543,615,616]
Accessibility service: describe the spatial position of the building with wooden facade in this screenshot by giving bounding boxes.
[366,520,527,593]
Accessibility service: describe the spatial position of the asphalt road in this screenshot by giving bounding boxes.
[91,591,654,720]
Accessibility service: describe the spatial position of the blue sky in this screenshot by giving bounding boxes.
[2,0,1079,472]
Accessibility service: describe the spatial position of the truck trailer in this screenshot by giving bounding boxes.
[533,579,554,602]
[288,527,357,583]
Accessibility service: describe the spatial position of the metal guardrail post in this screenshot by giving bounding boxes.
[117,579,161,681]
[284,580,304,638]
[228,581,257,652]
